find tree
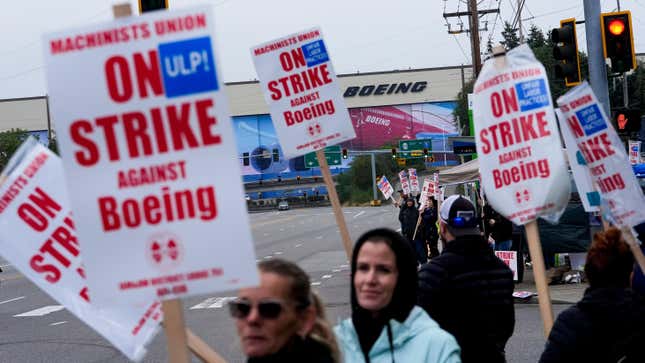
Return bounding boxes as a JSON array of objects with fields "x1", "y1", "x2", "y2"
[
  {"x1": 0, "y1": 128, "x2": 29, "y2": 171},
  {"x1": 452, "y1": 79, "x2": 475, "y2": 137},
  {"x1": 526, "y1": 25, "x2": 547, "y2": 49},
  {"x1": 337, "y1": 152, "x2": 414, "y2": 204},
  {"x1": 500, "y1": 21, "x2": 520, "y2": 50}
]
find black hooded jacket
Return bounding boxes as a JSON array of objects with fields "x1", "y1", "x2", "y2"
[
  {"x1": 247, "y1": 335, "x2": 334, "y2": 363},
  {"x1": 417, "y1": 234, "x2": 515, "y2": 363},
  {"x1": 539, "y1": 287, "x2": 645, "y2": 363},
  {"x1": 350, "y1": 228, "x2": 419, "y2": 362}
]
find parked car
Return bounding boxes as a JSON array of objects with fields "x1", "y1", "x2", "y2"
[{"x1": 277, "y1": 200, "x2": 289, "y2": 210}]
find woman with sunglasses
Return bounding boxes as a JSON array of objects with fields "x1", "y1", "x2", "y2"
[
  {"x1": 229, "y1": 258, "x2": 338, "y2": 363},
  {"x1": 335, "y1": 228, "x2": 461, "y2": 363}
]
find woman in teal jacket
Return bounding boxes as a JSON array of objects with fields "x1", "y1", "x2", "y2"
[{"x1": 334, "y1": 228, "x2": 461, "y2": 363}]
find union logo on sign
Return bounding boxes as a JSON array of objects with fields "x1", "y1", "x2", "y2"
[
  {"x1": 515, "y1": 188, "x2": 531, "y2": 205},
  {"x1": 146, "y1": 232, "x2": 184, "y2": 270}
]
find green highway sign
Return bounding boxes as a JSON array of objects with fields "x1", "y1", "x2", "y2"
[
  {"x1": 304, "y1": 146, "x2": 342, "y2": 167},
  {"x1": 398, "y1": 139, "x2": 432, "y2": 159}
]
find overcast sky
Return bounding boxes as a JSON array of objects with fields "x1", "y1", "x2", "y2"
[{"x1": 0, "y1": 0, "x2": 642, "y2": 99}]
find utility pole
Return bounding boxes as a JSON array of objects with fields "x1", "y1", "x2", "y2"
[
  {"x1": 517, "y1": 0, "x2": 524, "y2": 43},
  {"x1": 584, "y1": 1, "x2": 611, "y2": 115},
  {"x1": 443, "y1": 1, "x2": 499, "y2": 77},
  {"x1": 468, "y1": 0, "x2": 481, "y2": 76}
]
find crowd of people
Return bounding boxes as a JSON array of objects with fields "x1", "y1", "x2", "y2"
[{"x1": 227, "y1": 194, "x2": 645, "y2": 362}]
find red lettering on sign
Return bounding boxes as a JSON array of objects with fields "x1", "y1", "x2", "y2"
[
  {"x1": 492, "y1": 159, "x2": 550, "y2": 189},
  {"x1": 268, "y1": 64, "x2": 332, "y2": 101},
  {"x1": 98, "y1": 185, "x2": 217, "y2": 231},
  {"x1": 578, "y1": 133, "x2": 615, "y2": 164},
  {"x1": 69, "y1": 98, "x2": 221, "y2": 166},
  {"x1": 479, "y1": 111, "x2": 550, "y2": 154},
  {"x1": 279, "y1": 48, "x2": 306, "y2": 72}
]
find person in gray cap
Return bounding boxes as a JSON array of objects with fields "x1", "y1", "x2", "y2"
[{"x1": 417, "y1": 194, "x2": 514, "y2": 363}]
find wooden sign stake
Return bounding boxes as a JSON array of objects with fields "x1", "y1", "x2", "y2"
[
  {"x1": 524, "y1": 221, "x2": 554, "y2": 337},
  {"x1": 316, "y1": 149, "x2": 352, "y2": 259},
  {"x1": 162, "y1": 300, "x2": 190, "y2": 363}
]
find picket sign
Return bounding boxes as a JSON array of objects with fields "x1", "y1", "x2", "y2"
[
  {"x1": 0, "y1": 138, "x2": 160, "y2": 362},
  {"x1": 408, "y1": 168, "x2": 420, "y2": 193},
  {"x1": 628, "y1": 141, "x2": 641, "y2": 165},
  {"x1": 556, "y1": 109, "x2": 600, "y2": 212},
  {"x1": 399, "y1": 170, "x2": 411, "y2": 196},
  {"x1": 112, "y1": 5, "x2": 228, "y2": 363},
  {"x1": 377, "y1": 175, "x2": 399, "y2": 208},
  {"x1": 473, "y1": 45, "x2": 573, "y2": 336},
  {"x1": 556, "y1": 82, "x2": 645, "y2": 233},
  {"x1": 251, "y1": 28, "x2": 357, "y2": 259}
]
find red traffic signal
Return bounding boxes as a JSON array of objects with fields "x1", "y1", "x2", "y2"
[
  {"x1": 391, "y1": 148, "x2": 397, "y2": 158},
  {"x1": 601, "y1": 11, "x2": 636, "y2": 73}
]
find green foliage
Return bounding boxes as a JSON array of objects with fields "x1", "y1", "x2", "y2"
[
  {"x1": 455, "y1": 25, "x2": 591, "y2": 117},
  {"x1": 500, "y1": 22, "x2": 520, "y2": 50},
  {"x1": 452, "y1": 79, "x2": 474, "y2": 136},
  {"x1": 0, "y1": 128, "x2": 29, "y2": 171},
  {"x1": 337, "y1": 153, "x2": 409, "y2": 204}
]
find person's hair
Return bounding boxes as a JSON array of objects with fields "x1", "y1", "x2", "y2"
[
  {"x1": 258, "y1": 259, "x2": 340, "y2": 362},
  {"x1": 310, "y1": 291, "x2": 341, "y2": 363},
  {"x1": 351, "y1": 228, "x2": 417, "y2": 322},
  {"x1": 258, "y1": 258, "x2": 311, "y2": 309},
  {"x1": 585, "y1": 227, "x2": 634, "y2": 288}
]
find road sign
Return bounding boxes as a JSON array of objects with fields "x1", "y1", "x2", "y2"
[
  {"x1": 398, "y1": 139, "x2": 432, "y2": 159},
  {"x1": 304, "y1": 146, "x2": 342, "y2": 167},
  {"x1": 399, "y1": 139, "x2": 432, "y2": 152}
]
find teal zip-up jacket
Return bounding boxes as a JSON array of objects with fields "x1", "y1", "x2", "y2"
[{"x1": 334, "y1": 306, "x2": 461, "y2": 363}]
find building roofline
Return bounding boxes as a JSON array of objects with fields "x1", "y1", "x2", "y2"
[{"x1": 224, "y1": 64, "x2": 473, "y2": 86}]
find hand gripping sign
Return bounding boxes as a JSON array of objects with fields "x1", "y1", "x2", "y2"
[
  {"x1": 42, "y1": 6, "x2": 259, "y2": 306},
  {"x1": 556, "y1": 108, "x2": 600, "y2": 213},
  {"x1": 0, "y1": 138, "x2": 160, "y2": 361},
  {"x1": 251, "y1": 27, "x2": 356, "y2": 159},
  {"x1": 557, "y1": 82, "x2": 645, "y2": 231},
  {"x1": 408, "y1": 168, "x2": 420, "y2": 193},
  {"x1": 473, "y1": 45, "x2": 570, "y2": 225}
]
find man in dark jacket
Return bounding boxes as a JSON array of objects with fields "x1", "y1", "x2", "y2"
[{"x1": 418, "y1": 195, "x2": 515, "y2": 363}]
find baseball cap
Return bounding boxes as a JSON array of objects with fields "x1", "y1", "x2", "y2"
[{"x1": 439, "y1": 195, "x2": 480, "y2": 236}]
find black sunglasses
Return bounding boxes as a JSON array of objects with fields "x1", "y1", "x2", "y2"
[{"x1": 228, "y1": 299, "x2": 285, "y2": 320}]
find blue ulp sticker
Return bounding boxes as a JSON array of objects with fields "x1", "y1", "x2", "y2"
[
  {"x1": 158, "y1": 36, "x2": 218, "y2": 98},
  {"x1": 586, "y1": 191, "x2": 601, "y2": 207},
  {"x1": 515, "y1": 79, "x2": 549, "y2": 112},
  {"x1": 574, "y1": 104, "x2": 607, "y2": 136},
  {"x1": 302, "y1": 40, "x2": 329, "y2": 67}
]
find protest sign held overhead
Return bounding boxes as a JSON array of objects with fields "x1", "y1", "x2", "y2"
[
  {"x1": 495, "y1": 251, "x2": 518, "y2": 281},
  {"x1": 557, "y1": 82, "x2": 645, "y2": 230},
  {"x1": 251, "y1": 27, "x2": 356, "y2": 159},
  {"x1": 556, "y1": 109, "x2": 600, "y2": 212},
  {"x1": 473, "y1": 44, "x2": 570, "y2": 225},
  {"x1": 399, "y1": 170, "x2": 411, "y2": 196},
  {"x1": 418, "y1": 178, "x2": 433, "y2": 210},
  {"x1": 377, "y1": 175, "x2": 394, "y2": 200},
  {"x1": 0, "y1": 138, "x2": 160, "y2": 361},
  {"x1": 629, "y1": 140, "x2": 641, "y2": 165},
  {"x1": 408, "y1": 168, "x2": 420, "y2": 193},
  {"x1": 42, "y1": 6, "x2": 259, "y2": 306}
]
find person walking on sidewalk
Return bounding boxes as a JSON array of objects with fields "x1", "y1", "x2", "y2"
[
  {"x1": 417, "y1": 195, "x2": 514, "y2": 363},
  {"x1": 539, "y1": 227, "x2": 645, "y2": 363},
  {"x1": 335, "y1": 228, "x2": 461, "y2": 363},
  {"x1": 421, "y1": 196, "x2": 440, "y2": 258}
]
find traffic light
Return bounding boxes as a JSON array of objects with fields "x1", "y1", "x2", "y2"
[
  {"x1": 296, "y1": 175, "x2": 301, "y2": 183},
  {"x1": 601, "y1": 11, "x2": 636, "y2": 73},
  {"x1": 272, "y1": 148, "x2": 279, "y2": 162},
  {"x1": 391, "y1": 148, "x2": 397, "y2": 159},
  {"x1": 242, "y1": 152, "x2": 250, "y2": 166},
  {"x1": 423, "y1": 148, "x2": 429, "y2": 159},
  {"x1": 139, "y1": 0, "x2": 168, "y2": 13},
  {"x1": 551, "y1": 18, "x2": 581, "y2": 86},
  {"x1": 342, "y1": 148, "x2": 348, "y2": 159}
]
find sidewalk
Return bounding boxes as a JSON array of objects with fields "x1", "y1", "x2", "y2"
[{"x1": 514, "y1": 266, "x2": 587, "y2": 304}]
